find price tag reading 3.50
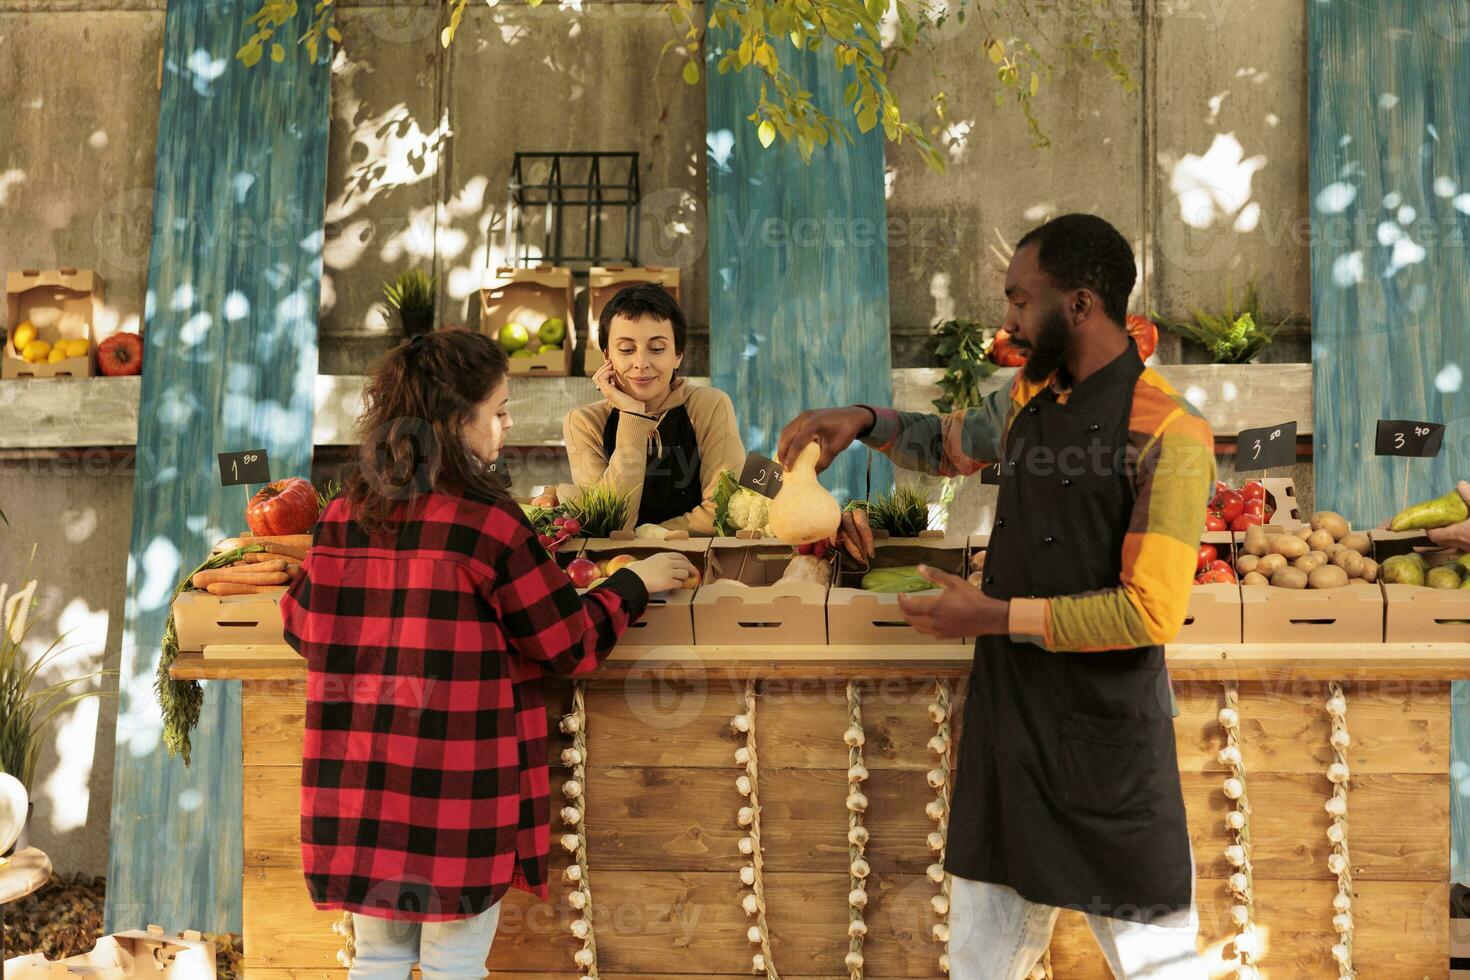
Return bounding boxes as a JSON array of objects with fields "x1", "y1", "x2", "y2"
[
  {"x1": 1374, "y1": 420, "x2": 1445, "y2": 458},
  {"x1": 1235, "y1": 421, "x2": 1297, "y2": 471}
]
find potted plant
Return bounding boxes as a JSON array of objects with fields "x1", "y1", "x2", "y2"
[
  {"x1": 0, "y1": 567, "x2": 115, "y2": 853},
  {"x1": 382, "y1": 270, "x2": 436, "y2": 337}
]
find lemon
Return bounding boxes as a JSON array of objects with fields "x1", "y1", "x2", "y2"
[
  {"x1": 21, "y1": 339, "x2": 51, "y2": 363},
  {"x1": 10, "y1": 321, "x2": 36, "y2": 351},
  {"x1": 63, "y1": 338, "x2": 90, "y2": 358},
  {"x1": 47, "y1": 348, "x2": 67, "y2": 364}
]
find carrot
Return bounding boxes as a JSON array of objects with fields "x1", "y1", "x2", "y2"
[
  {"x1": 239, "y1": 554, "x2": 293, "y2": 569},
  {"x1": 215, "y1": 534, "x2": 313, "y2": 553},
  {"x1": 262, "y1": 543, "x2": 307, "y2": 561},
  {"x1": 205, "y1": 582, "x2": 267, "y2": 596},
  {"x1": 192, "y1": 569, "x2": 290, "y2": 589}
]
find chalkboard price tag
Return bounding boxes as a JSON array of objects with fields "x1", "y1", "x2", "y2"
[
  {"x1": 218, "y1": 449, "x2": 270, "y2": 487},
  {"x1": 1375, "y1": 420, "x2": 1445, "y2": 458},
  {"x1": 1236, "y1": 421, "x2": 1297, "y2": 471},
  {"x1": 738, "y1": 451, "x2": 785, "y2": 500}
]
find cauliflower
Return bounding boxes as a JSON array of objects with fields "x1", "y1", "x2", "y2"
[{"x1": 727, "y1": 488, "x2": 771, "y2": 535}]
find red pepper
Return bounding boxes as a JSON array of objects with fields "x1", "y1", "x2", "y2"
[
  {"x1": 989, "y1": 329, "x2": 1029, "y2": 368},
  {"x1": 1125, "y1": 315, "x2": 1159, "y2": 361}
]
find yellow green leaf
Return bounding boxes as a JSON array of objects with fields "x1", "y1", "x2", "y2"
[
  {"x1": 1030, "y1": 71, "x2": 1040, "y2": 96},
  {"x1": 239, "y1": 40, "x2": 263, "y2": 67},
  {"x1": 327, "y1": 26, "x2": 342, "y2": 43},
  {"x1": 986, "y1": 39, "x2": 1004, "y2": 64},
  {"x1": 758, "y1": 120, "x2": 776, "y2": 148},
  {"x1": 683, "y1": 60, "x2": 699, "y2": 85},
  {"x1": 271, "y1": 42, "x2": 285, "y2": 62}
]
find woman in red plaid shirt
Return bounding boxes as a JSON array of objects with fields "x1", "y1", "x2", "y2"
[{"x1": 281, "y1": 330, "x2": 694, "y2": 978}]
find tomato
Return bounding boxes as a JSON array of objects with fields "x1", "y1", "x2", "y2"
[
  {"x1": 1126, "y1": 315, "x2": 1159, "y2": 361},
  {"x1": 1243, "y1": 498, "x2": 1266, "y2": 519},
  {"x1": 1196, "y1": 544, "x2": 1218, "y2": 571},
  {"x1": 1208, "y1": 560, "x2": 1235, "y2": 577},
  {"x1": 1216, "y1": 489, "x2": 1245, "y2": 524},
  {"x1": 1204, "y1": 514, "x2": 1228, "y2": 532},
  {"x1": 1214, "y1": 481, "x2": 1231, "y2": 498},
  {"x1": 1231, "y1": 513, "x2": 1264, "y2": 532},
  {"x1": 989, "y1": 329, "x2": 1029, "y2": 368},
  {"x1": 1197, "y1": 567, "x2": 1236, "y2": 585},
  {"x1": 1241, "y1": 481, "x2": 1265, "y2": 502},
  {"x1": 245, "y1": 477, "x2": 320, "y2": 536}
]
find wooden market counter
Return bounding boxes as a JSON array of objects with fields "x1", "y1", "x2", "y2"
[{"x1": 175, "y1": 644, "x2": 1459, "y2": 979}]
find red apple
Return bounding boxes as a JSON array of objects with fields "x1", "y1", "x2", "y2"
[
  {"x1": 604, "y1": 554, "x2": 637, "y2": 576},
  {"x1": 1197, "y1": 544, "x2": 1217, "y2": 571},
  {"x1": 566, "y1": 558, "x2": 600, "y2": 589},
  {"x1": 1230, "y1": 513, "x2": 1263, "y2": 532},
  {"x1": 97, "y1": 332, "x2": 143, "y2": 376}
]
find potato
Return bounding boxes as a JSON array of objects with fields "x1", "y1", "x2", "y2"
[
  {"x1": 1256, "y1": 554, "x2": 1288, "y2": 577},
  {"x1": 1307, "y1": 529, "x2": 1335, "y2": 553},
  {"x1": 1242, "y1": 571, "x2": 1269, "y2": 586},
  {"x1": 1360, "y1": 557, "x2": 1379, "y2": 583},
  {"x1": 1294, "y1": 553, "x2": 1326, "y2": 573},
  {"x1": 1235, "y1": 554, "x2": 1260, "y2": 575},
  {"x1": 1242, "y1": 525, "x2": 1269, "y2": 557},
  {"x1": 1349, "y1": 577, "x2": 1374, "y2": 586},
  {"x1": 1309, "y1": 565, "x2": 1350, "y2": 590},
  {"x1": 1268, "y1": 534, "x2": 1309, "y2": 559},
  {"x1": 1311, "y1": 511, "x2": 1351, "y2": 541},
  {"x1": 1294, "y1": 527, "x2": 1314, "y2": 540},
  {"x1": 1331, "y1": 549, "x2": 1364, "y2": 578},
  {"x1": 1325, "y1": 542, "x2": 1346, "y2": 558},
  {"x1": 1271, "y1": 567, "x2": 1309, "y2": 590},
  {"x1": 1340, "y1": 532, "x2": 1371, "y2": 556}
]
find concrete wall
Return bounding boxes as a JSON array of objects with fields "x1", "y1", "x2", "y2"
[{"x1": 0, "y1": 0, "x2": 1312, "y2": 879}]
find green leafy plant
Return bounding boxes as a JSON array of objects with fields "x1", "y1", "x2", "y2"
[
  {"x1": 846, "y1": 486, "x2": 932, "y2": 536},
  {"x1": 932, "y1": 318, "x2": 998, "y2": 414},
  {"x1": 561, "y1": 484, "x2": 634, "y2": 539},
  {"x1": 315, "y1": 479, "x2": 342, "y2": 511},
  {"x1": 1160, "y1": 284, "x2": 1287, "y2": 365},
  {"x1": 0, "y1": 558, "x2": 117, "y2": 791},
  {"x1": 382, "y1": 270, "x2": 435, "y2": 314},
  {"x1": 157, "y1": 545, "x2": 268, "y2": 764},
  {"x1": 238, "y1": 0, "x2": 1135, "y2": 169}
]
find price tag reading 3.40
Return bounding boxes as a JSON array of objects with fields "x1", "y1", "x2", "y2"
[
  {"x1": 1375, "y1": 420, "x2": 1445, "y2": 458},
  {"x1": 737, "y1": 451, "x2": 786, "y2": 500},
  {"x1": 218, "y1": 449, "x2": 270, "y2": 487},
  {"x1": 1235, "y1": 421, "x2": 1297, "y2": 471}
]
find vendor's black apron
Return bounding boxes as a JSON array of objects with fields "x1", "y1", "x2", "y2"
[
  {"x1": 947, "y1": 347, "x2": 1192, "y2": 923},
  {"x1": 601, "y1": 405, "x2": 704, "y2": 527}
]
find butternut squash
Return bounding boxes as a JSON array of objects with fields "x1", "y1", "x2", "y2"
[{"x1": 766, "y1": 442, "x2": 842, "y2": 545}]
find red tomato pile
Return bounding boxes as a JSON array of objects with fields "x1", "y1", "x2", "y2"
[
  {"x1": 1194, "y1": 541, "x2": 1236, "y2": 585},
  {"x1": 1205, "y1": 479, "x2": 1274, "y2": 534}
]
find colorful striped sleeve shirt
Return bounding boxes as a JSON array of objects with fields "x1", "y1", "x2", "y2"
[{"x1": 861, "y1": 368, "x2": 1216, "y2": 653}]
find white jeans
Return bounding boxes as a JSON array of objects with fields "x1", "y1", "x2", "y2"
[
  {"x1": 947, "y1": 877, "x2": 1207, "y2": 979},
  {"x1": 348, "y1": 903, "x2": 502, "y2": 980}
]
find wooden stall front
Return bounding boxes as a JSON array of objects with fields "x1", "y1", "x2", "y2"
[{"x1": 173, "y1": 645, "x2": 1456, "y2": 979}]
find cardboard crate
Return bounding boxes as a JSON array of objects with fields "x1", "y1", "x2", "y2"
[
  {"x1": 1239, "y1": 524, "x2": 1383, "y2": 642},
  {"x1": 1372, "y1": 529, "x2": 1470, "y2": 642},
  {"x1": 693, "y1": 539, "x2": 832, "y2": 645},
  {"x1": 1177, "y1": 531, "x2": 1242, "y2": 643},
  {"x1": 480, "y1": 266, "x2": 575, "y2": 376},
  {"x1": 829, "y1": 532, "x2": 970, "y2": 648},
  {"x1": 577, "y1": 537, "x2": 709, "y2": 646},
  {"x1": 584, "y1": 266, "x2": 681, "y2": 374},
  {"x1": 4, "y1": 268, "x2": 103, "y2": 379},
  {"x1": 172, "y1": 587, "x2": 289, "y2": 653},
  {"x1": 4, "y1": 924, "x2": 216, "y2": 980},
  {"x1": 1259, "y1": 477, "x2": 1304, "y2": 530}
]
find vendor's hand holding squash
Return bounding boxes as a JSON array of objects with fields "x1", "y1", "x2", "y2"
[
  {"x1": 625, "y1": 552, "x2": 697, "y2": 593},
  {"x1": 896, "y1": 565, "x2": 1009, "y2": 640},
  {"x1": 776, "y1": 406, "x2": 876, "y2": 474}
]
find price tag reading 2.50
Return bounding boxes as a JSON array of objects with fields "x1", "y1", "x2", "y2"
[
  {"x1": 218, "y1": 449, "x2": 271, "y2": 487},
  {"x1": 738, "y1": 451, "x2": 786, "y2": 500},
  {"x1": 1235, "y1": 421, "x2": 1297, "y2": 471},
  {"x1": 1374, "y1": 420, "x2": 1445, "y2": 459}
]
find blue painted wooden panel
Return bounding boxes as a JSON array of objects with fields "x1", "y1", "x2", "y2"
[
  {"x1": 706, "y1": 30, "x2": 895, "y2": 502},
  {"x1": 105, "y1": 0, "x2": 330, "y2": 932},
  {"x1": 1310, "y1": 0, "x2": 1470, "y2": 881}
]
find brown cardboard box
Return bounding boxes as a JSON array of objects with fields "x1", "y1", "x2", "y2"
[
  {"x1": 828, "y1": 532, "x2": 970, "y2": 648},
  {"x1": 4, "y1": 268, "x2": 103, "y2": 379},
  {"x1": 1239, "y1": 524, "x2": 1383, "y2": 642},
  {"x1": 480, "y1": 266, "x2": 575, "y2": 376},
  {"x1": 692, "y1": 540, "x2": 831, "y2": 645},
  {"x1": 584, "y1": 266, "x2": 681, "y2": 374},
  {"x1": 173, "y1": 587, "x2": 289, "y2": 653},
  {"x1": 1177, "y1": 531, "x2": 1242, "y2": 643},
  {"x1": 1258, "y1": 477, "x2": 1304, "y2": 530},
  {"x1": 1372, "y1": 530, "x2": 1470, "y2": 641},
  {"x1": 577, "y1": 537, "x2": 710, "y2": 646}
]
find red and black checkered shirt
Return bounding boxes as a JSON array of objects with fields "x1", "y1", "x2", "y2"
[{"x1": 280, "y1": 490, "x2": 647, "y2": 921}]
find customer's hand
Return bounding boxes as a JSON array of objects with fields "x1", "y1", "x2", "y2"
[
  {"x1": 777, "y1": 406, "x2": 877, "y2": 473},
  {"x1": 1426, "y1": 481, "x2": 1470, "y2": 552},
  {"x1": 592, "y1": 361, "x2": 647, "y2": 415},
  {"x1": 625, "y1": 552, "x2": 697, "y2": 593}
]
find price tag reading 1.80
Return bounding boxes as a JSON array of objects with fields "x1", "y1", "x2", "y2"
[
  {"x1": 1374, "y1": 420, "x2": 1445, "y2": 459},
  {"x1": 1235, "y1": 421, "x2": 1297, "y2": 471},
  {"x1": 218, "y1": 449, "x2": 271, "y2": 487}
]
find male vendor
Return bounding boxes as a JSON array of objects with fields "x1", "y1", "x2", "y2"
[{"x1": 779, "y1": 214, "x2": 1215, "y2": 979}]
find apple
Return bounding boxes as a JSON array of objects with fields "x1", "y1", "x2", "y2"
[
  {"x1": 566, "y1": 558, "x2": 600, "y2": 589},
  {"x1": 538, "y1": 316, "x2": 567, "y2": 346},
  {"x1": 97, "y1": 332, "x2": 143, "y2": 376},
  {"x1": 498, "y1": 322, "x2": 530, "y2": 351},
  {"x1": 604, "y1": 554, "x2": 637, "y2": 576}
]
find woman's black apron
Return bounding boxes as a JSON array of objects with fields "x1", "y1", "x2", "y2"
[
  {"x1": 601, "y1": 405, "x2": 705, "y2": 527},
  {"x1": 946, "y1": 347, "x2": 1192, "y2": 923}
]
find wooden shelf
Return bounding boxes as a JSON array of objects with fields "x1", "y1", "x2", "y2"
[
  {"x1": 4, "y1": 364, "x2": 1311, "y2": 451},
  {"x1": 172, "y1": 640, "x2": 1470, "y2": 683}
]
